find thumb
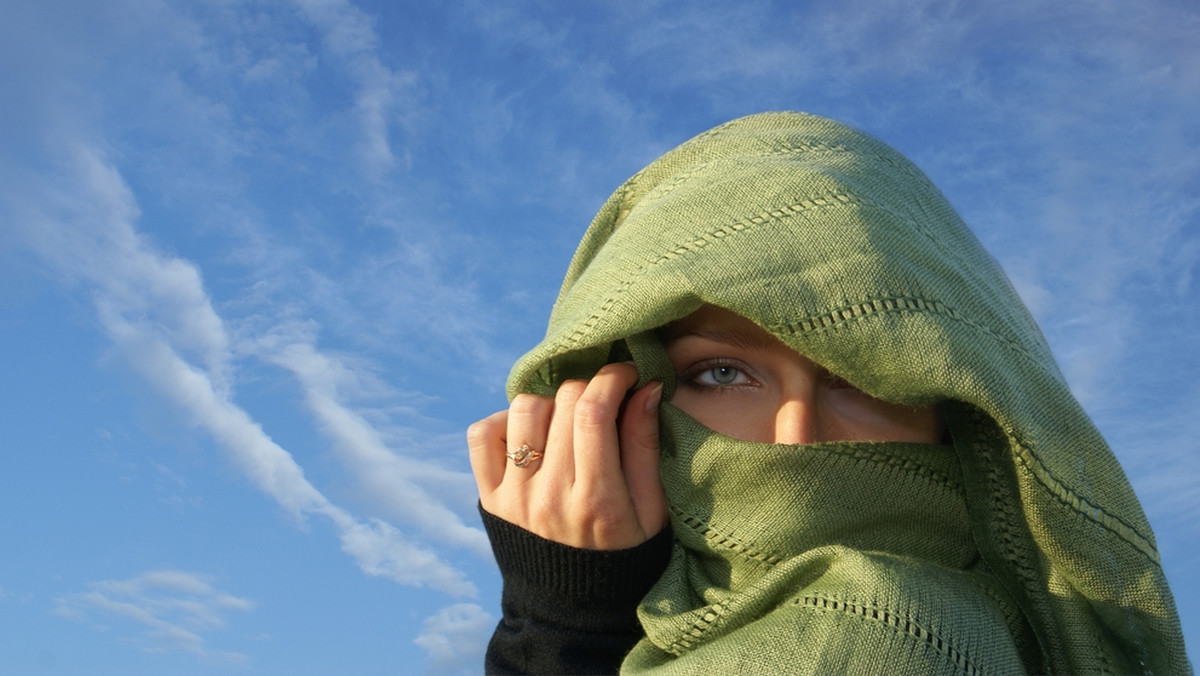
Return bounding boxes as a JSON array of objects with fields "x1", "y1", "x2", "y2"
[{"x1": 620, "y1": 382, "x2": 668, "y2": 538}]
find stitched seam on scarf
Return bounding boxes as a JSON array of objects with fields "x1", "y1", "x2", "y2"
[
  {"x1": 809, "y1": 443, "x2": 962, "y2": 493},
  {"x1": 966, "y1": 571, "x2": 1021, "y2": 636},
  {"x1": 630, "y1": 153, "x2": 976, "y2": 296},
  {"x1": 770, "y1": 296, "x2": 1033, "y2": 366},
  {"x1": 973, "y1": 404, "x2": 1156, "y2": 570},
  {"x1": 664, "y1": 600, "x2": 734, "y2": 655},
  {"x1": 643, "y1": 142, "x2": 933, "y2": 204},
  {"x1": 555, "y1": 195, "x2": 1155, "y2": 562},
  {"x1": 838, "y1": 196, "x2": 1019, "y2": 328},
  {"x1": 671, "y1": 508, "x2": 784, "y2": 566},
  {"x1": 794, "y1": 595, "x2": 988, "y2": 676},
  {"x1": 969, "y1": 408, "x2": 1067, "y2": 673},
  {"x1": 852, "y1": 196, "x2": 985, "y2": 290},
  {"x1": 561, "y1": 193, "x2": 859, "y2": 347},
  {"x1": 774, "y1": 300, "x2": 1157, "y2": 561},
  {"x1": 610, "y1": 180, "x2": 635, "y2": 235},
  {"x1": 1010, "y1": 436, "x2": 1158, "y2": 563}
]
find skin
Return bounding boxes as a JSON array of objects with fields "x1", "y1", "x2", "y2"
[
  {"x1": 663, "y1": 306, "x2": 942, "y2": 445},
  {"x1": 469, "y1": 305, "x2": 942, "y2": 551}
]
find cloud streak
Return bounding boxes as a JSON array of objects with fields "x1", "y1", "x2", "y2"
[
  {"x1": 291, "y1": 0, "x2": 417, "y2": 176},
  {"x1": 253, "y1": 331, "x2": 490, "y2": 556},
  {"x1": 414, "y1": 603, "x2": 496, "y2": 676},
  {"x1": 54, "y1": 570, "x2": 253, "y2": 663},
  {"x1": 3, "y1": 143, "x2": 477, "y2": 596}
]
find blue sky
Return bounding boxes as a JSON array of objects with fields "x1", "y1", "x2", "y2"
[{"x1": 1, "y1": 0, "x2": 1196, "y2": 673}]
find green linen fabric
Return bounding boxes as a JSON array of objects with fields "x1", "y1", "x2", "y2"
[{"x1": 506, "y1": 112, "x2": 1189, "y2": 674}]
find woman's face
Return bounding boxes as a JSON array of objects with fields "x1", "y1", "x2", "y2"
[{"x1": 663, "y1": 305, "x2": 943, "y2": 445}]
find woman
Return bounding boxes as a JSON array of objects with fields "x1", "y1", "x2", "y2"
[{"x1": 469, "y1": 112, "x2": 1189, "y2": 674}]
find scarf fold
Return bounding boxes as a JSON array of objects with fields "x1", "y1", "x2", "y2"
[
  {"x1": 623, "y1": 405, "x2": 1031, "y2": 674},
  {"x1": 506, "y1": 112, "x2": 1189, "y2": 674}
]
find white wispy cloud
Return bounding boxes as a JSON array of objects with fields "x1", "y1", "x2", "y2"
[
  {"x1": 319, "y1": 242, "x2": 523, "y2": 388},
  {"x1": 3, "y1": 143, "x2": 476, "y2": 596},
  {"x1": 253, "y1": 332, "x2": 490, "y2": 556},
  {"x1": 414, "y1": 603, "x2": 496, "y2": 676},
  {"x1": 54, "y1": 570, "x2": 253, "y2": 663},
  {"x1": 427, "y1": 0, "x2": 663, "y2": 211},
  {"x1": 291, "y1": 0, "x2": 417, "y2": 176}
]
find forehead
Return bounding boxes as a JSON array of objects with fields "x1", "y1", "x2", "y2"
[{"x1": 662, "y1": 305, "x2": 786, "y2": 352}]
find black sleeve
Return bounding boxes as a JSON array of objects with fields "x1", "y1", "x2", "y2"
[{"x1": 480, "y1": 505, "x2": 674, "y2": 675}]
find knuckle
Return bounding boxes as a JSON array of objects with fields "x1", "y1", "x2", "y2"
[
  {"x1": 575, "y1": 485, "x2": 621, "y2": 521},
  {"x1": 596, "y1": 361, "x2": 634, "y2": 377},
  {"x1": 509, "y1": 393, "x2": 552, "y2": 419},
  {"x1": 621, "y1": 418, "x2": 660, "y2": 451},
  {"x1": 555, "y1": 379, "x2": 588, "y2": 404},
  {"x1": 591, "y1": 521, "x2": 628, "y2": 546},
  {"x1": 466, "y1": 414, "x2": 501, "y2": 449},
  {"x1": 528, "y1": 492, "x2": 563, "y2": 524},
  {"x1": 575, "y1": 493, "x2": 633, "y2": 543},
  {"x1": 573, "y1": 396, "x2": 615, "y2": 428},
  {"x1": 597, "y1": 362, "x2": 638, "y2": 387}
]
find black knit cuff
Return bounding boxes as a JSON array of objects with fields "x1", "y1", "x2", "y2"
[{"x1": 480, "y1": 504, "x2": 673, "y2": 629}]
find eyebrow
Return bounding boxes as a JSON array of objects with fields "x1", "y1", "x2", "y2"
[{"x1": 663, "y1": 326, "x2": 779, "y2": 352}]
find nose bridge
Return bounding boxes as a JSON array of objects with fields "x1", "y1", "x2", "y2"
[{"x1": 774, "y1": 383, "x2": 818, "y2": 445}]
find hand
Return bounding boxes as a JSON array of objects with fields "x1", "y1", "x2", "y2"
[{"x1": 468, "y1": 362, "x2": 668, "y2": 550}]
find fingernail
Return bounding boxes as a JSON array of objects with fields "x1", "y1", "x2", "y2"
[{"x1": 645, "y1": 382, "x2": 663, "y2": 412}]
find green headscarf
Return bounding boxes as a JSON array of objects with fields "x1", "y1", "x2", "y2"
[{"x1": 507, "y1": 112, "x2": 1188, "y2": 674}]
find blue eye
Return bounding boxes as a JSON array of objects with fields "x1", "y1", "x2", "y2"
[
  {"x1": 708, "y1": 366, "x2": 740, "y2": 385},
  {"x1": 677, "y1": 360, "x2": 756, "y2": 391},
  {"x1": 688, "y1": 364, "x2": 746, "y2": 387}
]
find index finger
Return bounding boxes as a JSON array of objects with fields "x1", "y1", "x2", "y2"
[{"x1": 571, "y1": 362, "x2": 639, "y2": 488}]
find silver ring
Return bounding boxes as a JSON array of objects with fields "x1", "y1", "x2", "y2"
[{"x1": 506, "y1": 444, "x2": 544, "y2": 468}]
